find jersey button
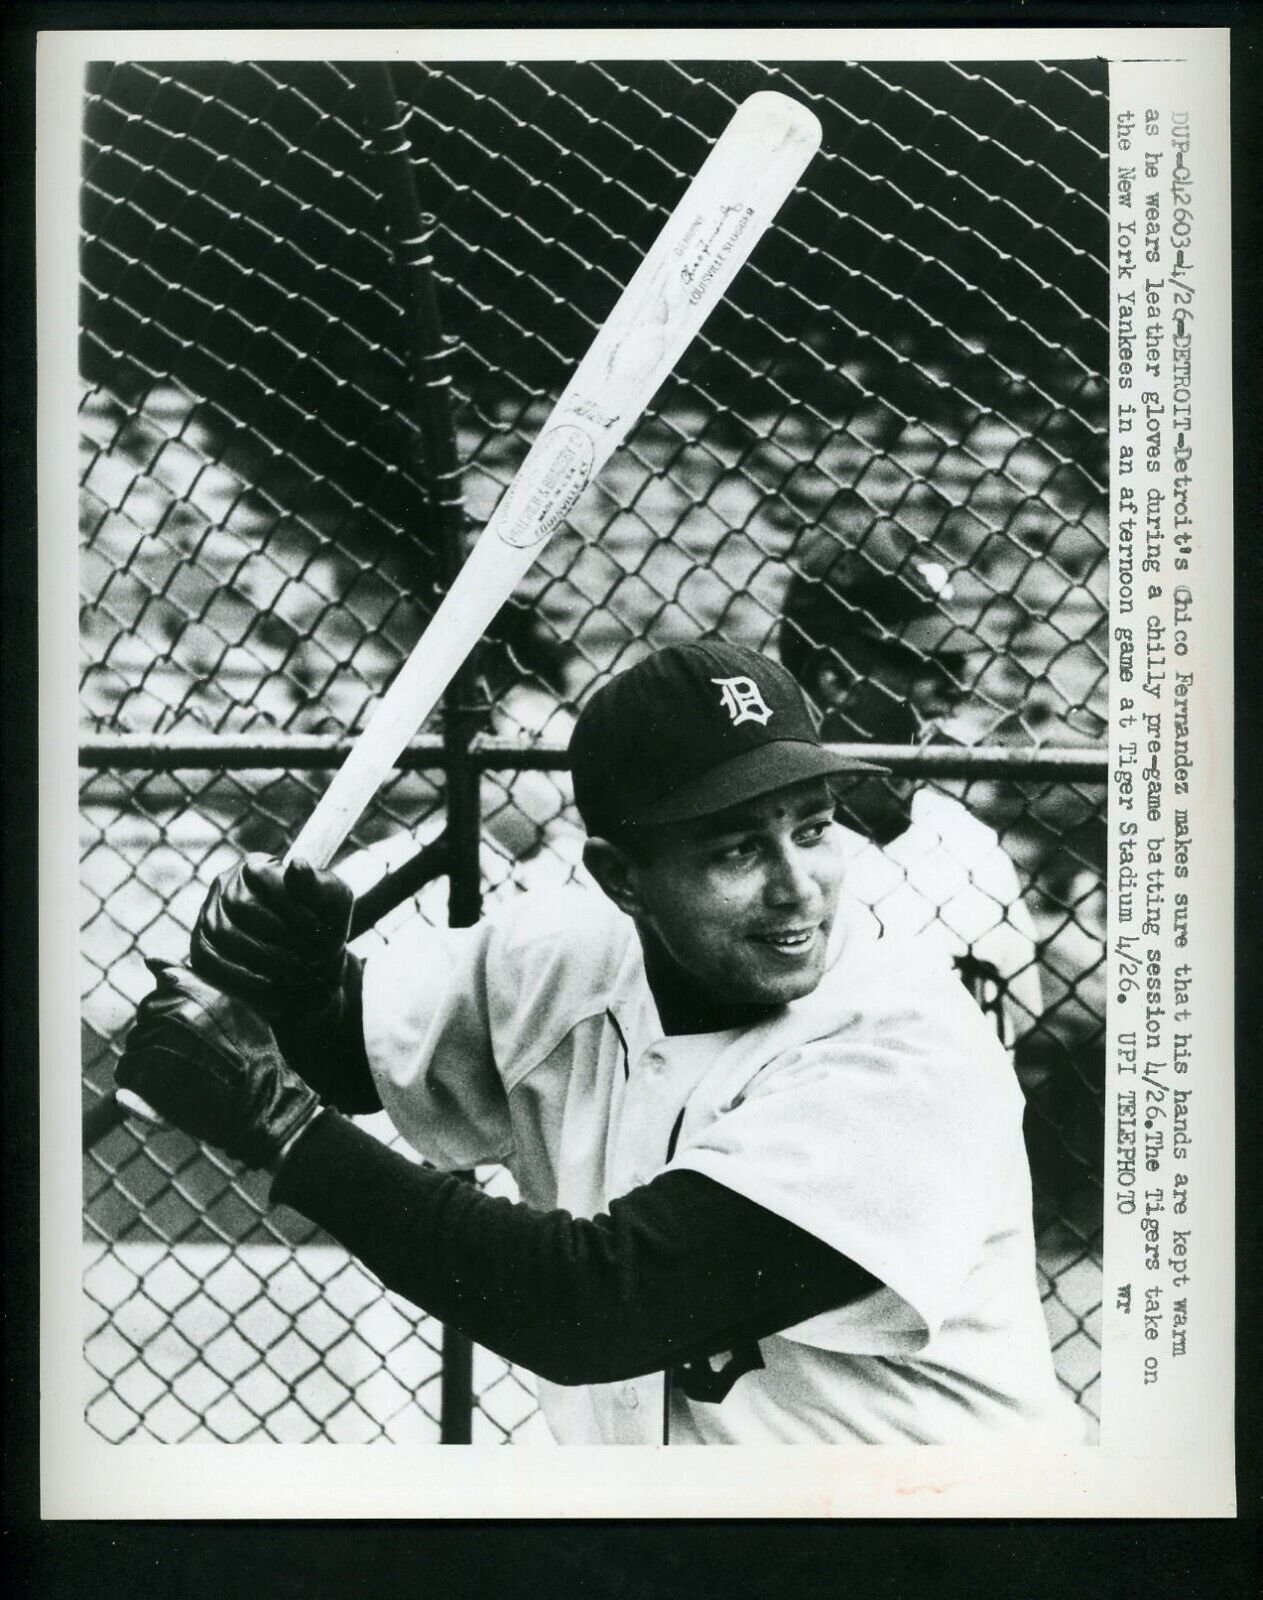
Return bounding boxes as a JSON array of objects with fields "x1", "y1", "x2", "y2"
[{"x1": 620, "y1": 1385, "x2": 640, "y2": 1410}]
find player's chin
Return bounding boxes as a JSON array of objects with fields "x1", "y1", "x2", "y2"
[{"x1": 741, "y1": 935, "x2": 828, "y2": 1003}]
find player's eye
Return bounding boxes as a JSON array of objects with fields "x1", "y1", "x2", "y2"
[
  {"x1": 711, "y1": 837, "x2": 758, "y2": 865},
  {"x1": 794, "y1": 817, "x2": 832, "y2": 847}
]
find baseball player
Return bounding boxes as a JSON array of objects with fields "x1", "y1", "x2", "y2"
[
  {"x1": 779, "y1": 544, "x2": 1045, "y2": 1050},
  {"x1": 116, "y1": 640, "x2": 1080, "y2": 1445}
]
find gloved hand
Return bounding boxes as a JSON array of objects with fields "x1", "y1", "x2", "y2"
[
  {"x1": 190, "y1": 854, "x2": 354, "y2": 1022},
  {"x1": 116, "y1": 960, "x2": 323, "y2": 1170}
]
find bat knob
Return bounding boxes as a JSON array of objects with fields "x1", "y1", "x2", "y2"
[{"x1": 115, "y1": 1088, "x2": 165, "y2": 1128}]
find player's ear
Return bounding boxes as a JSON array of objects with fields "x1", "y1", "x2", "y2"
[{"x1": 583, "y1": 837, "x2": 645, "y2": 917}]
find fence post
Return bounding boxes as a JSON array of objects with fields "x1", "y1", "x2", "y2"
[
  {"x1": 358, "y1": 62, "x2": 480, "y2": 1445},
  {"x1": 438, "y1": 725, "x2": 481, "y2": 1445}
]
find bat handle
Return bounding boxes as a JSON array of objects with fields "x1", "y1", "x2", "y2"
[
  {"x1": 283, "y1": 809, "x2": 353, "y2": 873},
  {"x1": 114, "y1": 1087, "x2": 165, "y2": 1131}
]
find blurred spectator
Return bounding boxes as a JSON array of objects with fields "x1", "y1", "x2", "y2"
[{"x1": 779, "y1": 540, "x2": 1043, "y2": 1051}]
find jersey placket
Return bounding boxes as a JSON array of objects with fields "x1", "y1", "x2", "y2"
[{"x1": 597, "y1": 1025, "x2": 720, "y2": 1442}]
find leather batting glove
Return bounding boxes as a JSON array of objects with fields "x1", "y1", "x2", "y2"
[
  {"x1": 190, "y1": 854, "x2": 354, "y2": 1023},
  {"x1": 116, "y1": 960, "x2": 323, "y2": 1171}
]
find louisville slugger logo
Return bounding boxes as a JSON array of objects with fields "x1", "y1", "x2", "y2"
[
  {"x1": 680, "y1": 207, "x2": 756, "y2": 306},
  {"x1": 495, "y1": 425, "x2": 595, "y2": 549},
  {"x1": 712, "y1": 675, "x2": 773, "y2": 726}
]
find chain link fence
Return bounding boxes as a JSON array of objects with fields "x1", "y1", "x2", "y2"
[{"x1": 80, "y1": 56, "x2": 1109, "y2": 1444}]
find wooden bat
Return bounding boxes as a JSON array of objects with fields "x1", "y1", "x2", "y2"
[
  {"x1": 285, "y1": 89, "x2": 822, "y2": 870},
  {"x1": 104, "y1": 91, "x2": 820, "y2": 1141}
]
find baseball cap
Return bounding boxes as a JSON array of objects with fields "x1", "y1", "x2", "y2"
[{"x1": 569, "y1": 640, "x2": 884, "y2": 837}]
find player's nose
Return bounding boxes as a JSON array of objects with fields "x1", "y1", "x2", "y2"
[{"x1": 762, "y1": 841, "x2": 818, "y2": 909}]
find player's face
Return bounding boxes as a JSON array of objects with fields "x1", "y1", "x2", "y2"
[{"x1": 627, "y1": 778, "x2": 845, "y2": 1013}]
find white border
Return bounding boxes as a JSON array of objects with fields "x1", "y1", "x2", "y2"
[
  {"x1": 1098, "y1": 57, "x2": 1236, "y2": 1470},
  {"x1": 40, "y1": 24, "x2": 1235, "y2": 1520}
]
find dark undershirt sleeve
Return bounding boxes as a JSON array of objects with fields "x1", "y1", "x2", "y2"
[{"x1": 271, "y1": 1110, "x2": 876, "y2": 1387}]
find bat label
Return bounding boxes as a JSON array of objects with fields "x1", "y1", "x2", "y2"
[
  {"x1": 496, "y1": 423, "x2": 595, "y2": 548},
  {"x1": 678, "y1": 204, "x2": 756, "y2": 305},
  {"x1": 563, "y1": 396, "x2": 620, "y2": 429}
]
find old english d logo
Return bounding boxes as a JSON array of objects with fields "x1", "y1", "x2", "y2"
[
  {"x1": 673, "y1": 1343, "x2": 766, "y2": 1403},
  {"x1": 711, "y1": 675, "x2": 773, "y2": 727}
]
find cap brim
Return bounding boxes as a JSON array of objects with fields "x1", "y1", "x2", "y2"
[{"x1": 636, "y1": 740, "x2": 887, "y2": 827}]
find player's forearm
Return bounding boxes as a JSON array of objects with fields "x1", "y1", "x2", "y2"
[
  {"x1": 271, "y1": 1110, "x2": 872, "y2": 1386},
  {"x1": 269, "y1": 955, "x2": 381, "y2": 1114}
]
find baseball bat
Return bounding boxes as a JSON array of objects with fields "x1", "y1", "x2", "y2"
[
  {"x1": 105, "y1": 91, "x2": 820, "y2": 1140},
  {"x1": 284, "y1": 90, "x2": 822, "y2": 871}
]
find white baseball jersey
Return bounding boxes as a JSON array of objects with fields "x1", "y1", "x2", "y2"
[{"x1": 361, "y1": 887, "x2": 1081, "y2": 1446}]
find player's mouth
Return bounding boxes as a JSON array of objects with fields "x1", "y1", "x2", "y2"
[{"x1": 751, "y1": 926, "x2": 819, "y2": 957}]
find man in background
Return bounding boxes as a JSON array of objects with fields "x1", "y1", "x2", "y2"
[{"x1": 778, "y1": 536, "x2": 1044, "y2": 1052}]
